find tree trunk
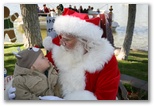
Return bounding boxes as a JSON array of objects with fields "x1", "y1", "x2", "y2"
[
  {"x1": 106, "y1": 11, "x2": 114, "y2": 47},
  {"x1": 117, "y1": 4, "x2": 136, "y2": 60},
  {"x1": 106, "y1": 6, "x2": 114, "y2": 47},
  {"x1": 20, "y1": 4, "x2": 42, "y2": 48}
]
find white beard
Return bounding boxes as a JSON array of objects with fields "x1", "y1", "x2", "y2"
[
  {"x1": 52, "y1": 38, "x2": 114, "y2": 96},
  {"x1": 60, "y1": 41, "x2": 85, "y2": 64},
  {"x1": 53, "y1": 41, "x2": 87, "y2": 96}
]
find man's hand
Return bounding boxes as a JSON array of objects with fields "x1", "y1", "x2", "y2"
[{"x1": 39, "y1": 96, "x2": 64, "y2": 100}]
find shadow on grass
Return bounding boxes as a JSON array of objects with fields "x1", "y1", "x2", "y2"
[
  {"x1": 4, "y1": 58, "x2": 16, "y2": 65},
  {"x1": 4, "y1": 66, "x2": 14, "y2": 75},
  {"x1": 4, "y1": 53, "x2": 14, "y2": 56},
  {"x1": 127, "y1": 59, "x2": 148, "y2": 64},
  {"x1": 118, "y1": 61, "x2": 148, "y2": 81},
  {"x1": 118, "y1": 51, "x2": 148, "y2": 81},
  {"x1": 128, "y1": 52, "x2": 148, "y2": 64},
  {"x1": 4, "y1": 43, "x2": 24, "y2": 75},
  {"x1": 4, "y1": 58, "x2": 16, "y2": 75},
  {"x1": 4, "y1": 44, "x2": 24, "y2": 49},
  {"x1": 129, "y1": 53, "x2": 148, "y2": 59}
]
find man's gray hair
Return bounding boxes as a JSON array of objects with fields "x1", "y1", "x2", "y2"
[{"x1": 77, "y1": 38, "x2": 100, "y2": 52}]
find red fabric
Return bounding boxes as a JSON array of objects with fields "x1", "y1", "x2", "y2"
[
  {"x1": 62, "y1": 8, "x2": 89, "y2": 20},
  {"x1": 34, "y1": 45, "x2": 39, "y2": 48},
  {"x1": 62, "y1": 8, "x2": 100, "y2": 26},
  {"x1": 46, "y1": 51, "x2": 120, "y2": 100},
  {"x1": 62, "y1": 8, "x2": 75, "y2": 16},
  {"x1": 45, "y1": 51, "x2": 55, "y2": 66},
  {"x1": 85, "y1": 55, "x2": 120, "y2": 100},
  {"x1": 86, "y1": 17, "x2": 100, "y2": 26},
  {"x1": 44, "y1": 7, "x2": 49, "y2": 13},
  {"x1": 52, "y1": 36, "x2": 61, "y2": 46}
]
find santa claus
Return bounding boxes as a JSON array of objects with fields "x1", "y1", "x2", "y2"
[{"x1": 43, "y1": 8, "x2": 120, "y2": 100}]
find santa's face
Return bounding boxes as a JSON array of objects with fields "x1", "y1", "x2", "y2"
[
  {"x1": 58, "y1": 37, "x2": 86, "y2": 65},
  {"x1": 60, "y1": 35, "x2": 78, "y2": 50}
]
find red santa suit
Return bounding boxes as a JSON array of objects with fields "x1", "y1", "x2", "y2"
[{"x1": 43, "y1": 8, "x2": 120, "y2": 100}]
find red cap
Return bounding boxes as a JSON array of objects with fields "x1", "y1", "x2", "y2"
[{"x1": 53, "y1": 8, "x2": 103, "y2": 41}]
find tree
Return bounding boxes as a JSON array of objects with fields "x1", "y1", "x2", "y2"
[
  {"x1": 117, "y1": 4, "x2": 136, "y2": 60},
  {"x1": 20, "y1": 4, "x2": 42, "y2": 48}
]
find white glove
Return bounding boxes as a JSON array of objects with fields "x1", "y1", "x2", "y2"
[
  {"x1": 39, "y1": 96, "x2": 64, "y2": 100},
  {"x1": 8, "y1": 86, "x2": 16, "y2": 100}
]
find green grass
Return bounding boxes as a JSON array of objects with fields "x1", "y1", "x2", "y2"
[
  {"x1": 118, "y1": 50, "x2": 148, "y2": 81},
  {"x1": 4, "y1": 43, "x2": 47, "y2": 75},
  {"x1": 4, "y1": 43, "x2": 148, "y2": 82},
  {"x1": 4, "y1": 43, "x2": 25, "y2": 75}
]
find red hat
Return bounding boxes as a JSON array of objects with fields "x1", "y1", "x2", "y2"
[
  {"x1": 43, "y1": 8, "x2": 103, "y2": 51},
  {"x1": 53, "y1": 8, "x2": 103, "y2": 41},
  {"x1": 43, "y1": 36, "x2": 61, "y2": 51}
]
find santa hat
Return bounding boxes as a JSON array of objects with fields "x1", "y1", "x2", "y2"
[
  {"x1": 43, "y1": 8, "x2": 103, "y2": 51},
  {"x1": 43, "y1": 35, "x2": 61, "y2": 51}
]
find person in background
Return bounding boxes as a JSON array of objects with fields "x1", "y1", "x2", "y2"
[
  {"x1": 87, "y1": 5, "x2": 91, "y2": 12},
  {"x1": 58, "y1": 4, "x2": 64, "y2": 12},
  {"x1": 37, "y1": 5, "x2": 44, "y2": 16},
  {"x1": 11, "y1": 47, "x2": 62, "y2": 100},
  {"x1": 43, "y1": 4, "x2": 50, "y2": 13},
  {"x1": 73, "y1": 6, "x2": 78, "y2": 12},
  {"x1": 55, "y1": 6, "x2": 63, "y2": 16},
  {"x1": 68, "y1": 4, "x2": 73, "y2": 10},
  {"x1": 78, "y1": 5, "x2": 83, "y2": 13},
  {"x1": 97, "y1": 8, "x2": 100, "y2": 14},
  {"x1": 83, "y1": 8, "x2": 88, "y2": 13}
]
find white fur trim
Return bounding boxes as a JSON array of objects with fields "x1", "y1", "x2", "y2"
[
  {"x1": 52, "y1": 38, "x2": 114, "y2": 97},
  {"x1": 64, "y1": 90, "x2": 97, "y2": 100},
  {"x1": 53, "y1": 15, "x2": 103, "y2": 41},
  {"x1": 43, "y1": 36, "x2": 53, "y2": 51}
]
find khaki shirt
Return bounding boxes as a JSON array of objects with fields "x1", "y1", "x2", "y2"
[{"x1": 12, "y1": 64, "x2": 61, "y2": 100}]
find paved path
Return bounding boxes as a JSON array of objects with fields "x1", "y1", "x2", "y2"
[{"x1": 120, "y1": 74, "x2": 148, "y2": 91}]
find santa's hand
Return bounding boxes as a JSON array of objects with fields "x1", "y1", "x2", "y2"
[
  {"x1": 8, "y1": 86, "x2": 16, "y2": 100},
  {"x1": 39, "y1": 96, "x2": 64, "y2": 100}
]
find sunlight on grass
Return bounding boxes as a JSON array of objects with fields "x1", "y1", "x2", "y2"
[
  {"x1": 118, "y1": 50, "x2": 148, "y2": 81},
  {"x1": 4, "y1": 44, "x2": 25, "y2": 75}
]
